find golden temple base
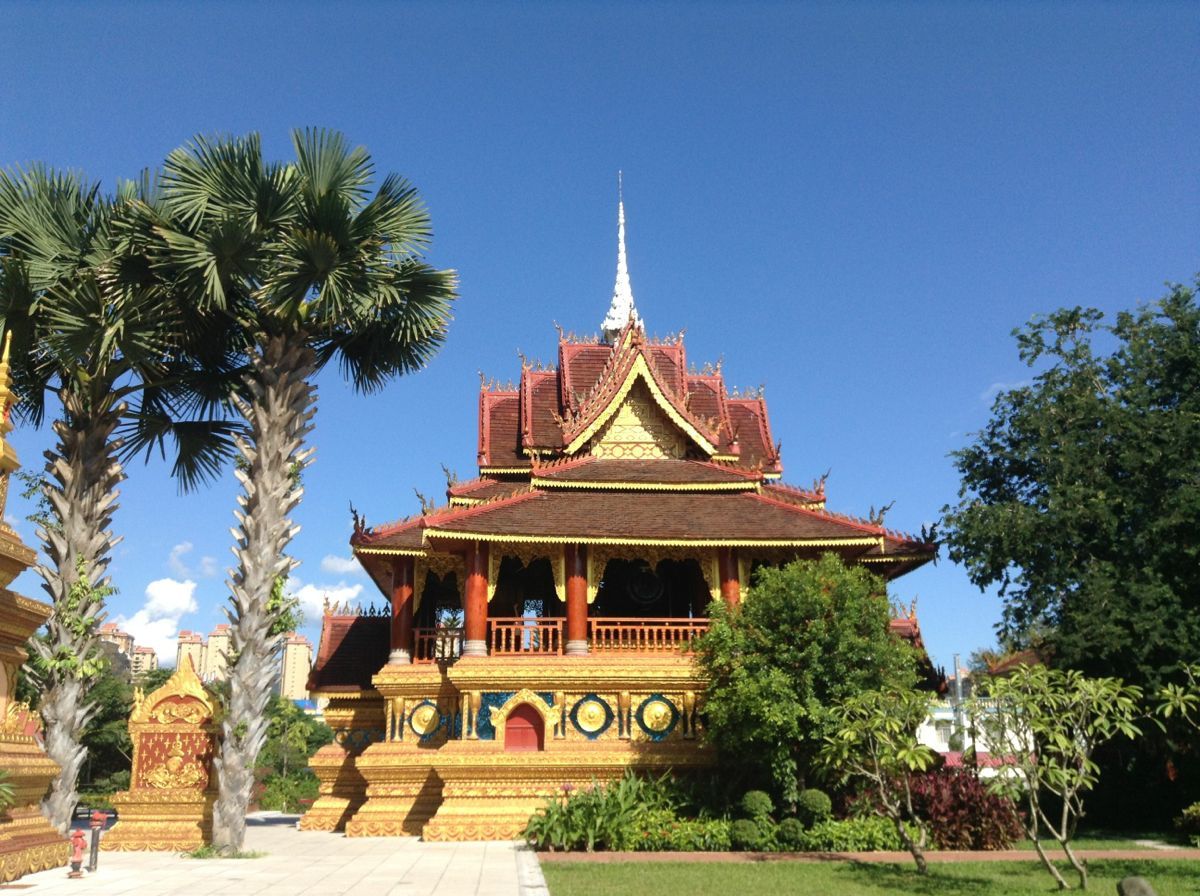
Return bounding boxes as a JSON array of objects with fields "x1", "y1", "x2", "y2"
[
  {"x1": 101, "y1": 788, "x2": 215, "y2": 852},
  {"x1": 0, "y1": 737, "x2": 69, "y2": 883},
  {"x1": 343, "y1": 743, "x2": 443, "y2": 837},
  {"x1": 299, "y1": 743, "x2": 370, "y2": 832}
]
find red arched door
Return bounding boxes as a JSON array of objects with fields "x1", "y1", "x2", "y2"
[{"x1": 504, "y1": 703, "x2": 545, "y2": 752}]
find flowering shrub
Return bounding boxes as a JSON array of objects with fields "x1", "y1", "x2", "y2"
[{"x1": 907, "y1": 768, "x2": 1023, "y2": 850}]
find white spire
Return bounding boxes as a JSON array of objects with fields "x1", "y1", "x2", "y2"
[{"x1": 601, "y1": 171, "x2": 641, "y2": 343}]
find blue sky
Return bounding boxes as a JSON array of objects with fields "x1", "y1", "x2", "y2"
[{"x1": 1, "y1": 2, "x2": 1196, "y2": 672}]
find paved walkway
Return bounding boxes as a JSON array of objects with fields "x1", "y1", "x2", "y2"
[{"x1": 11, "y1": 814, "x2": 541, "y2": 896}]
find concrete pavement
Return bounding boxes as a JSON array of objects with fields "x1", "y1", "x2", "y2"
[{"x1": 12, "y1": 813, "x2": 542, "y2": 896}]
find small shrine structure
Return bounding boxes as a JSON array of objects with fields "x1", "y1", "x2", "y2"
[
  {"x1": 102, "y1": 658, "x2": 217, "y2": 851},
  {"x1": 303, "y1": 190, "x2": 937, "y2": 840},
  {"x1": 0, "y1": 333, "x2": 69, "y2": 882}
]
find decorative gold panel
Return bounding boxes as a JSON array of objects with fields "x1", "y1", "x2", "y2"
[{"x1": 588, "y1": 383, "x2": 687, "y2": 460}]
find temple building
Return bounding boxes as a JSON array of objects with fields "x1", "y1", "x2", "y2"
[{"x1": 302, "y1": 190, "x2": 937, "y2": 840}]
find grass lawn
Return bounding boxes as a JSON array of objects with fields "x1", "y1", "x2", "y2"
[
  {"x1": 1012, "y1": 828, "x2": 1185, "y2": 851},
  {"x1": 542, "y1": 859, "x2": 1200, "y2": 896}
]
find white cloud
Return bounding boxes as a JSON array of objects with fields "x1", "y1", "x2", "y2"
[
  {"x1": 979, "y1": 380, "x2": 1031, "y2": 403},
  {"x1": 320, "y1": 554, "x2": 365, "y2": 577},
  {"x1": 167, "y1": 542, "x2": 193, "y2": 577},
  {"x1": 117, "y1": 577, "x2": 199, "y2": 663},
  {"x1": 168, "y1": 541, "x2": 219, "y2": 579},
  {"x1": 289, "y1": 580, "x2": 364, "y2": 620}
]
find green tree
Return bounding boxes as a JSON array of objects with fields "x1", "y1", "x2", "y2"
[
  {"x1": 148, "y1": 129, "x2": 457, "y2": 851},
  {"x1": 696, "y1": 554, "x2": 917, "y2": 806},
  {"x1": 0, "y1": 167, "x2": 238, "y2": 831},
  {"x1": 970, "y1": 665, "x2": 1144, "y2": 891},
  {"x1": 818, "y1": 686, "x2": 937, "y2": 873},
  {"x1": 942, "y1": 281, "x2": 1200, "y2": 693}
]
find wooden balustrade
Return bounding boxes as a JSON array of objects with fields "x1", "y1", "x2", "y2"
[
  {"x1": 412, "y1": 618, "x2": 709, "y2": 660},
  {"x1": 588, "y1": 618, "x2": 709, "y2": 653},
  {"x1": 413, "y1": 627, "x2": 463, "y2": 663},
  {"x1": 488, "y1": 618, "x2": 563, "y2": 655}
]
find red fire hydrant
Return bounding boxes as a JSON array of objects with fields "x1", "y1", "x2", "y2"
[{"x1": 68, "y1": 829, "x2": 86, "y2": 878}]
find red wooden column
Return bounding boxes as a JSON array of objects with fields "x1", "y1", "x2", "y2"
[
  {"x1": 717, "y1": 547, "x2": 740, "y2": 609},
  {"x1": 462, "y1": 541, "x2": 489, "y2": 657},
  {"x1": 564, "y1": 544, "x2": 588, "y2": 656},
  {"x1": 389, "y1": 555, "x2": 416, "y2": 664}
]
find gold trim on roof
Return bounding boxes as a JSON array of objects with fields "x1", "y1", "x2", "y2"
[
  {"x1": 424, "y1": 530, "x2": 881, "y2": 549},
  {"x1": 531, "y1": 476, "x2": 759, "y2": 493},
  {"x1": 478, "y1": 466, "x2": 532, "y2": 475},
  {"x1": 355, "y1": 547, "x2": 428, "y2": 557},
  {"x1": 564, "y1": 354, "x2": 718, "y2": 456}
]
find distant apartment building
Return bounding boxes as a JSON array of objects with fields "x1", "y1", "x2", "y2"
[
  {"x1": 279, "y1": 633, "x2": 312, "y2": 701},
  {"x1": 202, "y1": 624, "x2": 231, "y2": 681},
  {"x1": 97, "y1": 622, "x2": 134, "y2": 655},
  {"x1": 175, "y1": 624, "x2": 232, "y2": 682},
  {"x1": 130, "y1": 645, "x2": 158, "y2": 678},
  {"x1": 172, "y1": 626, "x2": 312, "y2": 700},
  {"x1": 175, "y1": 630, "x2": 205, "y2": 675}
]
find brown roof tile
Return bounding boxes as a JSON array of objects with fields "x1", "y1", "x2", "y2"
[
  {"x1": 728, "y1": 398, "x2": 779, "y2": 471},
  {"x1": 559, "y1": 342, "x2": 613, "y2": 410},
  {"x1": 307, "y1": 614, "x2": 389, "y2": 692},
  {"x1": 521, "y1": 369, "x2": 564, "y2": 449},
  {"x1": 479, "y1": 391, "x2": 526, "y2": 468},
  {"x1": 534, "y1": 457, "x2": 760, "y2": 486},
  {"x1": 424, "y1": 489, "x2": 922, "y2": 545}
]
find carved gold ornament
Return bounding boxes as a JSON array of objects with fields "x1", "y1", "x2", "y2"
[
  {"x1": 145, "y1": 735, "x2": 207, "y2": 789},
  {"x1": 574, "y1": 698, "x2": 608, "y2": 734},
  {"x1": 640, "y1": 698, "x2": 674, "y2": 733},
  {"x1": 409, "y1": 702, "x2": 441, "y2": 737}
]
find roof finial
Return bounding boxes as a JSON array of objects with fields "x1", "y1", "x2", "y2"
[{"x1": 601, "y1": 171, "x2": 642, "y2": 343}]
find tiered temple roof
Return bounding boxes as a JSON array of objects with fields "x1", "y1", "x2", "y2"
[{"x1": 353, "y1": 321, "x2": 934, "y2": 579}]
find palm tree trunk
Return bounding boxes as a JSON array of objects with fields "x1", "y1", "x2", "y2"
[
  {"x1": 32, "y1": 390, "x2": 124, "y2": 833},
  {"x1": 211, "y1": 333, "x2": 315, "y2": 853}
]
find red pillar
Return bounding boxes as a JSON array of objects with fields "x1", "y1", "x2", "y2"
[
  {"x1": 389, "y1": 555, "x2": 415, "y2": 664},
  {"x1": 463, "y1": 541, "x2": 489, "y2": 657},
  {"x1": 565, "y1": 544, "x2": 588, "y2": 655},
  {"x1": 718, "y1": 547, "x2": 740, "y2": 609}
]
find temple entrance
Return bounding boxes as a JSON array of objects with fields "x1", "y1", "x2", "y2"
[
  {"x1": 504, "y1": 704, "x2": 545, "y2": 752},
  {"x1": 490, "y1": 557, "x2": 562, "y2": 619},
  {"x1": 592, "y1": 558, "x2": 709, "y2": 618}
]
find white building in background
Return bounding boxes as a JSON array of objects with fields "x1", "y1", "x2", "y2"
[
  {"x1": 130, "y1": 645, "x2": 158, "y2": 678},
  {"x1": 279, "y1": 633, "x2": 313, "y2": 701},
  {"x1": 172, "y1": 626, "x2": 313, "y2": 701},
  {"x1": 174, "y1": 624, "x2": 231, "y2": 682},
  {"x1": 97, "y1": 622, "x2": 134, "y2": 655}
]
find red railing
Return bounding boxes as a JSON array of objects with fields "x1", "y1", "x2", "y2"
[
  {"x1": 413, "y1": 627, "x2": 463, "y2": 663},
  {"x1": 589, "y1": 618, "x2": 709, "y2": 653},
  {"x1": 488, "y1": 617, "x2": 563, "y2": 656}
]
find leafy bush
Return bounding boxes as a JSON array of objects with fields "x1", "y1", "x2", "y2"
[
  {"x1": 777, "y1": 817, "x2": 805, "y2": 849},
  {"x1": 795, "y1": 788, "x2": 832, "y2": 827},
  {"x1": 634, "y1": 809, "x2": 732, "y2": 851},
  {"x1": 908, "y1": 768, "x2": 1023, "y2": 850},
  {"x1": 1176, "y1": 802, "x2": 1200, "y2": 847},
  {"x1": 795, "y1": 816, "x2": 904, "y2": 851},
  {"x1": 259, "y1": 772, "x2": 319, "y2": 813},
  {"x1": 524, "y1": 772, "x2": 677, "y2": 851},
  {"x1": 729, "y1": 818, "x2": 763, "y2": 851},
  {"x1": 739, "y1": 790, "x2": 773, "y2": 821},
  {"x1": 0, "y1": 770, "x2": 13, "y2": 812}
]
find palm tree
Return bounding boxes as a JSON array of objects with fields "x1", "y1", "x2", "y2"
[
  {"x1": 0, "y1": 167, "x2": 240, "y2": 831},
  {"x1": 151, "y1": 129, "x2": 457, "y2": 851}
]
